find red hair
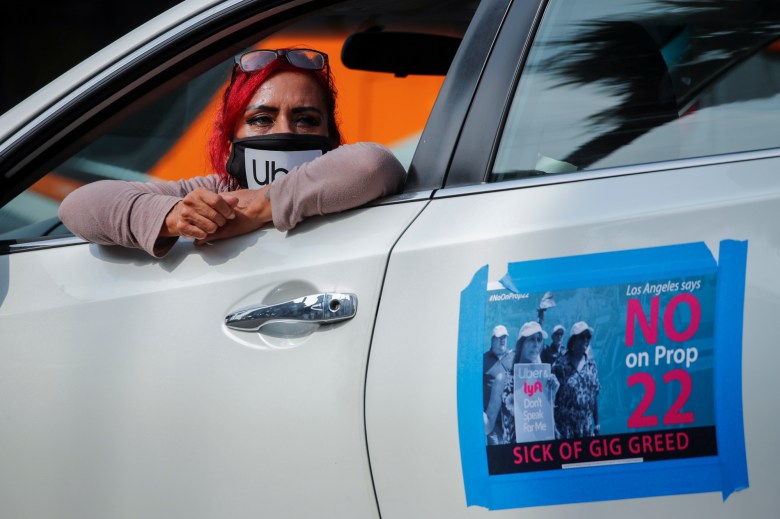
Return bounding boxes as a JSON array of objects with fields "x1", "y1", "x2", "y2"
[{"x1": 209, "y1": 54, "x2": 342, "y2": 178}]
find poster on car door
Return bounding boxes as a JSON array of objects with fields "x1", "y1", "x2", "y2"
[{"x1": 457, "y1": 241, "x2": 748, "y2": 510}]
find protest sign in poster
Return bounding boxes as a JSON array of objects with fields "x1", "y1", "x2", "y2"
[
  {"x1": 457, "y1": 241, "x2": 748, "y2": 510},
  {"x1": 513, "y1": 363, "x2": 555, "y2": 444}
]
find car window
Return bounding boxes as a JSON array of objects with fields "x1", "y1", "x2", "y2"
[
  {"x1": 0, "y1": 0, "x2": 479, "y2": 242},
  {"x1": 490, "y1": 0, "x2": 780, "y2": 181}
]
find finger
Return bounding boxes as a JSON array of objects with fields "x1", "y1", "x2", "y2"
[
  {"x1": 176, "y1": 210, "x2": 221, "y2": 236},
  {"x1": 208, "y1": 193, "x2": 238, "y2": 221},
  {"x1": 193, "y1": 220, "x2": 237, "y2": 244},
  {"x1": 194, "y1": 228, "x2": 227, "y2": 245},
  {"x1": 180, "y1": 193, "x2": 239, "y2": 232},
  {"x1": 183, "y1": 188, "x2": 238, "y2": 223},
  {"x1": 193, "y1": 189, "x2": 238, "y2": 220},
  {"x1": 193, "y1": 213, "x2": 247, "y2": 245},
  {"x1": 177, "y1": 204, "x2": 232, "y2": 238},
  {"x1": 180, "y1": 199, "x2": 229, "y2": 230},
  {"x1": 222, "y1": 194, "x2": 239, "y2": 208},
  {"x1": 177, "y1": 221, "x2": 210, "y2": 240}
]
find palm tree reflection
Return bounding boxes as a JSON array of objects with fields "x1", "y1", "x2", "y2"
[{"x1": 545, "y1": 0, "x2": 780, "y2": 169}]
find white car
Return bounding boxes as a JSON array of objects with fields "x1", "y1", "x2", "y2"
[{"x1": 1, "y1": 0, "x2": 779, "y2": 517}]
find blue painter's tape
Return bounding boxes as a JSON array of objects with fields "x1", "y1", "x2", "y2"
[
  {"x1": 712, "y1": 240, "x2": 749, "y2": 499},
  {"x1": 457, "y1": 265, "x2": 490, "y2": 506},
  {"x1": 501, "y1": 242, "x2": 716, "y2": 294}
]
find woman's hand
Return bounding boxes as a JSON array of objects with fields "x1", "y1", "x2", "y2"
[
  {"x1": 162, "y1": 187, "x2": 239, "y2": 239},
  {"x1": 194, "y1": 187, "x2": 273, "y2": 245},
  {"x1": 547, "y1": 372, "x2": 560, "y2": 392},
  {"x1": 546, "y1": 371, "x2": 561, "y2": 398}
]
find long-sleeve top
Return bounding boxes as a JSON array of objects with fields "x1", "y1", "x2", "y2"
[{"x1": 58, "y1": 142, "x2": 407, "y2": 257}]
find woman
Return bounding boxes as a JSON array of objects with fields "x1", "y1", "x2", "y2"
[
  {"x1": 552, "y1": 321, "x2": 601, "y2": 439},
  {"x1": 485, "y1": 321, "x2": 559, "y2": 444},
  {"x1": 59, "y1": 48, "x2": 406, "y2": 257},
  {"x1": 513, "y1": 321, "x2": 547, "y2": 365},
  {"x1": 483, "y1": 325, "x2": 513, "y2": 445},
  {"x1": 541, "y1": 324, "x2": 565, "y2": 364}
]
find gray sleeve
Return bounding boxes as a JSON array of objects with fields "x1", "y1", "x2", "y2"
[
  {"x1": 268, "y1": 142, "x2": 407, "y2": 231},
  {"x1": 58, "y1": 175, "x2": 227, "y2": 258}
]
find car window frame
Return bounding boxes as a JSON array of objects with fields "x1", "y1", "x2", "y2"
[
  {"x1": 441, "y1": 0, "x2": 544, "y2": 189},
  {"x1": 404, "y1": 0, "x2": 514, "y2": 191}
]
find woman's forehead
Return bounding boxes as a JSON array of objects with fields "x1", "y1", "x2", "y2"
[{"x1": 248, "y1": 72, "x2": 327, "y2": 108}]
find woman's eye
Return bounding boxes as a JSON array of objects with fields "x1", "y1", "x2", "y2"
[
  {"x1": 248, "y1": 114, "x2": 273, "y2": 126},
  {"x1": 295, "y1": 115, "x2": 321, "y2": 127}
]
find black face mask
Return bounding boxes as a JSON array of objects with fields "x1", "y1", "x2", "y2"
[{"x1": 226, "y1": 133, "x2": 332, "y2": 188}]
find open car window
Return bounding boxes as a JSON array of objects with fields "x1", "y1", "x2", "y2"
[
  {"x1": 0, "y1": 0, "x2": 479, "y2": 244},
  {"x1": 490, "y1": 0, "x2": 780, "y2": 181}
]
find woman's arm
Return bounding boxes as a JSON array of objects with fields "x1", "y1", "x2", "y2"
[
  {"x1": 268, "y1": 142, "x2": 407, "y2": 231},
  {"x1": 58, "y1": 175, "x2": 233, "y2": 257}
]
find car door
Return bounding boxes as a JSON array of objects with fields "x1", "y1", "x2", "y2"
[
  {"x1": 0, "y1": 0, "x2": 486, "y2": 517},
  {"x1": 0, "y1": 202, "x2": 425, "y2": 519},
  {"x1": 367, "y1": 0, "x2": 780, "y2": 517}
]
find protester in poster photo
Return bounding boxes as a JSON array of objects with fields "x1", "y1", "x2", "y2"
[
  {"x1": 483, "y1": 325, "x2": 514, "y2": 445},
  {"x1": 486, "y1": 322, "x2": 562, "y2": 444},
  {"x1": 541, "y1": 324, "x2": 565, "y2": 365},
  {"x1": 515, "y1": 321, "x2": 550, "y2": 365},
  {"x1": 509, "y1": 322, "x2": 560, "y2": 441},
  {"x1": 552, "y1": 321, "x2": 601, "y2": 439}
]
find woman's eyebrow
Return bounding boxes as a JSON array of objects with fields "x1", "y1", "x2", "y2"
[
  {"x1": 292, "y1": 106, "x2": 324, "y2": 115},
  {"x1": 245, "y1": 104, "x2": 278, "y2": 113},
  {"x1": 243, "y1": 105, "x2": 323, "y2": 115}
]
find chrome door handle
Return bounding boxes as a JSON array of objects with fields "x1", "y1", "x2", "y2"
[{"x1": 225, "y1": 293, "x2": 357, "y2": 331}]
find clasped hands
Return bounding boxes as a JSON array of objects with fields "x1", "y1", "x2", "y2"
[{"x1": 161, "y1": 186, "x2": 273, "y2": 245}]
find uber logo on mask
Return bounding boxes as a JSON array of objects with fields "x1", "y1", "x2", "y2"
[{"x1": 244, "y1": 149, "x2": 323, "y2": 189}]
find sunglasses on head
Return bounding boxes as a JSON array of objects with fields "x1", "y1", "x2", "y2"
[{"x1": 234, "y1": 48, "x2": 328, "y2": 73}]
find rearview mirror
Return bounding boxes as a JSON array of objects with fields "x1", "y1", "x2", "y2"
[{"x1": 341, "y1": 31, "x2": 461, "y2": 77}]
